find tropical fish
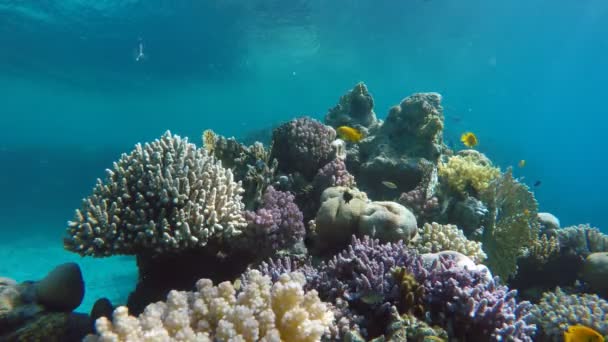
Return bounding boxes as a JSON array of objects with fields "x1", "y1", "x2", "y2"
[
  {"x1": 460, "y1": 132, "x2": 478, "y2": 148},
  {"x1": 336, "y1": 126, "x2": 364, "y2": 143},
  {"x1": 563, "y1": 324, "x2": 604, "y2": 342},
  {"x1": 518, "y1": 159, "x2": 526, "y2": 168},
  {"x1": 382, "y1": 181, "x2": 398, "y2": 189},
  {"x1": 359, "y1": 291, "x2": 384, "y2": 305},
  {"x1": 534, "y1": 180, "x2": 542, "y2": 187}
]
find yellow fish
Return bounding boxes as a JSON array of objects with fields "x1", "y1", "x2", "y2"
[
  {"x1": 460, "y1": 132, "x2": 478, "y2": 148},
  {"x1": 564, "y1": 325, "x2": 604, "y2": 342},
  {"x1": 382, "y1": 181, "x2": 398, "y2": 189},
  {"x1": 337, "y1": 126, "x2": 364, "y2": 143},
  {"x1": 518, "y1": 159, "x2": 526, "y2": 168}
]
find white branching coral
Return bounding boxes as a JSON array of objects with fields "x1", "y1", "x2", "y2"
[
  {"x1": 64, "y1": 131, "x2": 247, "y2": 257},
  {"x1": 411, "y1": 222, "x2": 487, "y2": 264},
  {"x1": 85, "y1": 270, "x2": 334, "y2": 342}
]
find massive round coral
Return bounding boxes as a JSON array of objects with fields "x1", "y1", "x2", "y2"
[{"x1": 64, "y1": 131, "x2": 247, "y2": 257}]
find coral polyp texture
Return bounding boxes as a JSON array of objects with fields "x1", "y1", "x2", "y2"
[
  {"x1": 325, "y1": 82, "x2": 379, "y2": 130},
  {"x1": 422, "y1": 256, "x2": 536, "y2": 341},
  {"x1": 270, "y1": 116, "x2": 337, "y2": 180},
  {"x1": 84, "y1": 270, "x2": 334, "y2": 342},
  {"x1": 529, "y1": 287, "x2": 608, "y2": 340},
  {"x1": 411, "y1": 222, "x2": 487, "y2": 263},
  {"x1": 242, "y1": 186, "x2": 305, "y2": 252},
  {"x1": 64, "y1": 131, "x2": 247, "y2": 257},
  {"x1": 438, "y1": 151, "x2": 501, "y2": 195}
]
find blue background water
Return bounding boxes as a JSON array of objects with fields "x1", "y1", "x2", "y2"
[{"x1": 0, "y1": 0, "x2": 606, "y2": 311}]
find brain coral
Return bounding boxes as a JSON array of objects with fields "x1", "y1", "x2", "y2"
[
  {"x1": 64, "y1": 131, "x2": 247, "y2": 257},
  {"x1": 85, "y1": 270, "x2": 334, "y2": 342}
]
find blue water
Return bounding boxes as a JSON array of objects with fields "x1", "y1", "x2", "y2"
[{"x1": 0, "y1": 0, "x2": 606, "y2": 312}]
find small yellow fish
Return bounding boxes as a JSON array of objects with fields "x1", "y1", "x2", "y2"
[
  {"x1": 382, "y1": 181, "x2": 398, "y2": 189},
  {"x1": 460, "y1": 132, "x2": 478, "y2": 148},
  {"x1": 564, "y1": 325, "x2": 604, "y2": 342},
  {"x1": 336, "y1": 126, "x2": 364, "y2": 143},
  {"x1": 523, "y1": 209, "x2": 530, "y2": 217},
  {"x1": 518, "y1": 159, "x2": 526, "y2": 168}
]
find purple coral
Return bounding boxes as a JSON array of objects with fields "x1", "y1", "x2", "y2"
[
  {"x1": 422, "y1": 256, "x2": 536, "y2": 341},
  {"x1": 313, "y1": 158, "x2": 356, "y2": 192},
  {"x1": 271, "y1": 117, "x2": 337, "y2": 179},
  {"x1": 242, "y1": 186, "x2": 305, "y2": 251},
  {"x1": 399, "y1": 185, "x2": 440, "y2": 223}
]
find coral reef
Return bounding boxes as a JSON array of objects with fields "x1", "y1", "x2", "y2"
[
  {"x1": 537, "y1": 212, "x2": 560, "y2": 233},
  {"x1": 203, "y1": 129, "x2": 278, "y2": 209},
  {"x1": 313, "y1": 158, "x2": 356, "y2": 193},
  {"x1": 350, "y1": 92, "x2": 446, "y2": 199},
  {"x1": 529, "y1": 287, "x2": 608, "y2": 340},
  {"x1": 479, "y1": 168, "x2": 541, "y2": 280},
  {"x1": 448, "y1": 195, "x2": 489, "y2": 235},
  {"x1": 411, "y1": 222, "x2": 487, "y2": 264},
  {"x1": 65, "y1": 131, "x2": 247, "y2": 257},
  {"x1": 313, "y1": 187, "x2": 369, "y2": 253},
  {"x1": 359, "y1": 201, "x2": 418, "y2": 244},
  {"x1": 398, "y1": 185, "x2": 440, "y2": 225},
  {"x1": 527, "y1": 234, "x2": 560, "y2": 265},
  {"x1": 582, "y1": 252, "x2": 608, "y2": 296},
  {"x1": 422, "y1": 255, "x2": 536, "y2": 341},
  {"x1": 325, "y1": 82, "x2": 380, "y2": 131},
  {"x1": 270, "y1": 117, "x2": 337, "y2": 180},
  {"x1": 439, "y1": 151, "x2": 501, "y2": 196},
  {"x1": 86, "y1": 270, "x2": 334, "y2": 342},
  {"x1": 240, "y1": 186, "x2": 306, "y2": 254},
  {"x1": 557, "y1": 224, "x2": 608, "y2": 256}
]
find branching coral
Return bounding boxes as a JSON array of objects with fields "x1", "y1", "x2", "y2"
[
  {"x1": 203, "y1": 129, "x2": 277, "y2": 208},
  {"x1": 529, "y1": 287, "x2": 608, "y2": 340},
  {"x1": 439, "y1": 152, "x2": 500, "y2": 195},
  {"x1": 64, "y1": 131, "x2": 247, "y2": 257},
  {"x1": 85, "y1": 270, "x2": 334, "y2": 342},
  {"x1": 240, "y1": 186, "x2": 305, "y2": 253},
  {"x1": 479, "y1": 168, "x2": 540, "y2": 280},
  {"x1": 411, "y1": 222, "x2": 487, "y2": 264},
  {"x1": 270, "y1": 117, "x2": 337, "y2": 180},
  {"x1": 422, "y1": 256, "x2": 536, "y2": 341},
  {"x1": 556, "y1": 224, "x2": 608, "y2": 256},
  {"x1": 527, "y1": 234, "x2": 560, "y2": 264},
  {"x1": 313, "y1": 158, "x2": 356, "y2": 192}
]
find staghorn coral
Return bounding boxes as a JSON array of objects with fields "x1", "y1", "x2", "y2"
[
  {"x1": 529, "y1": 287, "x2": 608, "y2": 340},
  {"x1": 422, "y1": 255, "x2": 536, "y2": 341},
  {"x1": 65, "y1": 131, "x2": 247, "y2": 257},
  {"x1": 270, "y1": 117, "x2": 337, "y2": 180},
  {"x1": 556, "y1": 224, "x2": 608, "y2": 256},
  {"x1": 240, "y1": 186, "x2": 306, "y2": 253},
  {"x1": 438, "y1": 152, "x2": 501, "y2": 195},
  {"x1": 479, "y1": 168, "x2": 541, "y2": 280},
  {"x1": 85, "y1": 270, "x2": 334, "y2": 342},
  {"x1": 411, "y1": 222, "x2": 487, "y2": 264}
]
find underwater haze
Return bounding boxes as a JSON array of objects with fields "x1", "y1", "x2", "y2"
[{"x1": 0, "y1": 0, "x2": 607, "y2": 314}]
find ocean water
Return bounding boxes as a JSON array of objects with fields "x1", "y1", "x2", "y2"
[{"x1": 0, "y1": 0, "x2": 606, "y2": 315}]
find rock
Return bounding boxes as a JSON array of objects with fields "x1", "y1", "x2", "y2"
[
  {"x1": 582, "y1": 252, "x2": 608, "y2": 295},
  {"x1": 538, "y1": 212, "x2": 560, "y2": 231},
  {"x1": 314, "y1": 187, "x2": 368, "y2": 253},
  {"x1": 34, "y1": 263, "x2": 84, "y2": 312},
  {"x1": 359, "y1": 201, "x2": 418, "y2": 243}
]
